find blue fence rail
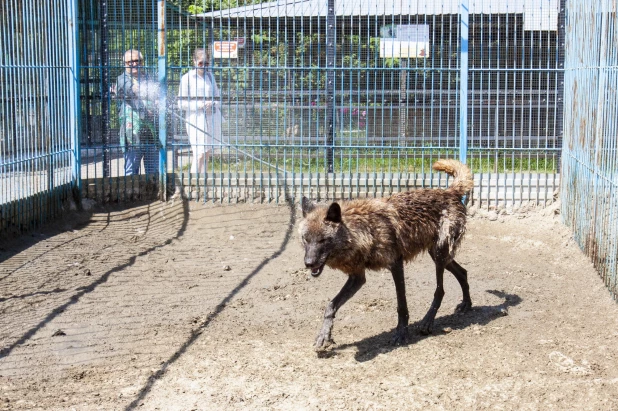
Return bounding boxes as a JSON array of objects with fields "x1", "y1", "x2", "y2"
[
  {"x1": 562, "y1": 0, "x2": 618, "y2": 299},
  {"x1": 0, "y1": 0, "x2": 80, "y2": 236}
]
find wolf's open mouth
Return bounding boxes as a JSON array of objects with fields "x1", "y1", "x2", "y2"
[{"x1": 310, "y1": 264, "x2": 325, "y2": 277}]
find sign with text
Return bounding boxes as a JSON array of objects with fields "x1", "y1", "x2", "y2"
[
  {"x1": 213, "y1": 41, "x2": 238, "y2": 59},
  {"x1": 380, "y1": 24, "x2": 430, "y2": 58},
  {"x1": 380, "y1": 40, "x2": 429, "y2": 58}
]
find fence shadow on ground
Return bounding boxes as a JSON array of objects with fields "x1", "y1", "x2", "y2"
[
  {"x1": 0, "y1": 200, "x2": 190, "y2": 360},
  {"x1": 0, "y1": 211, "x2": 95, "y2": 282},
  {"x1": 124, "y1": 198, "x2": 297, "y2": 411},
  {"x1": 332, "y1": 290, "x2": 523, "y2": 362}
]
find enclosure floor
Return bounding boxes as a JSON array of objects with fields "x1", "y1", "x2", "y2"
[{"x1": 0, "y1": 200, "x2": 617, "y2": 410}]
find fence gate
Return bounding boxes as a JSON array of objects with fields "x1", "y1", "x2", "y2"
[
  {"x1": 0, "y1": 0, "x2": 80, "y2": 236},
  {"x1": 75, "y1": 0, "x2": 562, "y2": 206},
  {"x1": 562, "y1": 0, "x2": 618, "y2": 299}
]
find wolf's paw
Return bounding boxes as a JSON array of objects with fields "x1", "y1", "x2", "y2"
[
  {"x1": 314, "y1": 334, "x2": 335, "y2": 352},
  {"x1": 418, "y1": 320, "x2": 434, "y2": 335},
  {"x1": 455, "y1": 300, "x2": 472, "y2": 314},
  {"x1": 390, "y1": 328, "x2": 408, "y2": 346}
]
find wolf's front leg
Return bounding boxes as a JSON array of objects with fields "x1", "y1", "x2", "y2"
[
  {"x1": 389, "y1": 258, "x2": 409, "y2": 345},
  {"x1": 315, "y1": 273, "x2": 366, "y2": 351}
]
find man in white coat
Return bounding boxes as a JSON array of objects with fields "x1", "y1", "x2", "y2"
[{"x1": 177, "y1": 48, "x2": 223, "y2": 174}]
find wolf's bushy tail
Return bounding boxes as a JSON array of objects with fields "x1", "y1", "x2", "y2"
[{"x1": 433, "y1": 159, "x2": 474, "y2": 197}]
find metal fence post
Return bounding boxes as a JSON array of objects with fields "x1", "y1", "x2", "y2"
[
  {"x1": 99, "y1": 0, "x2": 111, "y2": 178},
  {"x1": 158, "y1": 0, "x2": 168, "y2": 200},
  {"x1": 69, "y1": 0, "x2": 81, "y2": 197},
  {"x1": 325, "y1": 0, "x2": 335, "y2": 173},
  {"x1": 399, "y1": 60, "x2": 408, "y2": 139},
  {"x1": 459, "y1": 0, "x2": 469, "y2": 164}
]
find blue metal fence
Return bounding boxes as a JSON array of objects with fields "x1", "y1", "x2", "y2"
[
  {"x1": 2, "y1": 0, "x2": 614, "y2": 301},
  {"x1": 1, "y1": 0, "x2": 566, "y2": 236},
  {"x1": 562, "y1": 0, "x2": 618, "y2": 299},
  {"x1": 0, "y1": 0, "x2": 80, "y2": 236},
  {"x1": 73, "y1": 0, "x2": 562, "y2": 206}
]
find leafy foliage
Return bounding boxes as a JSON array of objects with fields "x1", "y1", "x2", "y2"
[{"x1": 168, "y1": 0, "x2": 270, "y2": 14}]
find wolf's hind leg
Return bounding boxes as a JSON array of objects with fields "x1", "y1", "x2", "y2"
[
  {"x1": 315, "y1": 273, "x2": 366, "y2": 350},
  {"x1": 446, "y1": 260, "x2": 472, "y2": 313},
  {"x1": 419, "y1": 248, "x2": 447, "y2": 335},
  {"x1": 389, "y1": 257, "x2": 409, "y2": 345}
]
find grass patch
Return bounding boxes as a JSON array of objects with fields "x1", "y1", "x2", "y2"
[{"x1": 175, "y1": 147, "x2": 560, "y2": 174}]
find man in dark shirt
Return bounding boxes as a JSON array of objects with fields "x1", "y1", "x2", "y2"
[{"x1": 115, "y1": 49, "x2": 159, "y2": 175}]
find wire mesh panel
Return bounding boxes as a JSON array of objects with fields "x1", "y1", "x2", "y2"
[
  {"x1": 466, "y1": 1, "x2": 564, "y2": 208},
  {"x1": 191, "y1": 0, "x2": 564, "y2": 204},
  {"x1": 190, "y1": 1, "x2": 468, "y2": 203},
  {"x1": 78, "y1": 0, "x2": 164, "y2": 201},
  {"x1": 76, "y1": 0, "x2": 563, "y2": 206},
  {"x1": 0, "y1": 0, "x2": 79, "y2": 236},
  {"x1": 562, "y1": 0, "x2": 618, "y2": 299}
]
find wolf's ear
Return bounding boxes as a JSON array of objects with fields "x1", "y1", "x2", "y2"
[
  {"x1": 301, "y1": 196, "x2": 315, "y2": 217},
  {"x1": 325, "y1": 202, "x2": 342, "y2": 224}
]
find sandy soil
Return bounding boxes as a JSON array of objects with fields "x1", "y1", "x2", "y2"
[{"x1": 0, "y1": 198, "x2": 617, "y2": 410}]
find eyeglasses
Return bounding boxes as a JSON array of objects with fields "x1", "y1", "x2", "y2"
[
  {"x1": 195, "y1": 61, "x2": 209, "y2": 67},
  {"x1": 125, "y1": 59, "x2": 142, "y2": 65}
]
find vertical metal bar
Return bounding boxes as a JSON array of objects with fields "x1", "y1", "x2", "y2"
[
  {"x1": 7, "y1": 0, "x2": 17, "y2": 210},
  {"x1": 325, "y1": 0, "x2": 335, "y2": 173},
  {"x1": 22, "y1": 0, "x2": 32, "y2": 211},
  {"x1": 45, "y1": 1, "x2": 54, "y2": 216},
  {"x1": 81, "y1": 0, "x2": 92, "y2": 148},
  {"x1": 399, "y1": 60, "x2": 408, "y2": 140},
  {"x1": 16, "y1": 0, "x2": 24, "y2": 214},
  {"x1": 99, "y1": 0, "x2": 110, "y2": 178},
  {"x1": 69, "y1": 0, "x2": 81, "y2": 196},
  {"x1": 0, "y1": 5, "x2": 7, "y2": 210},
  {"x1": 157, "y1": 0, "x2": 167, "y2": 200},
  {"x1": 459, "y1": 0, "x2": 469, "y2": 165},
  {"x1": 591, "y1": 7, "x2": 609, "y2": 265},
  {"x1": 556, "y1": 0, "x2": 566, "y2": 174}
]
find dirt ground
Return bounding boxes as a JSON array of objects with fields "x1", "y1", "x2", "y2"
[{"x1": 1, "y1": 197, "x2": 617, "y2": 411}]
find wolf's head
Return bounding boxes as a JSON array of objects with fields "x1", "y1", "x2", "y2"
[{"x1": 298, "y1": 197, "x2": 342, "y2": 277}]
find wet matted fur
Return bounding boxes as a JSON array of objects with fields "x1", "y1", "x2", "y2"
[{"x1": 299, "y1": 159, "x2": 474, "y2": 350}]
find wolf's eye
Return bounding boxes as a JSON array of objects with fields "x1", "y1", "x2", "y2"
[{"x1": 318, "y1": 238, "x2": 327, "y2": 244}]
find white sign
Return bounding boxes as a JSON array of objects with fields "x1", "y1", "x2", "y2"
[
  {"x1": 379, "y1": 24, "x2": 430, "y2": 58},
  {"x1": 380, "y1": 39, "x2": 429, "y2": 58},
  {"x1": 213, "y1": 41, "x2": 238, "y2": 59}
]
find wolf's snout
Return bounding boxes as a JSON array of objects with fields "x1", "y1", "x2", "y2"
[
  {"x1": 304, "y1": 254, "x2": 325, "y2": 277},
  {"x1": 304, "y1": 246, "x2": 319, "y2": 268}
]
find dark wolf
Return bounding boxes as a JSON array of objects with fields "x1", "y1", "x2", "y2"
[{"x1": 299, "y1": 159, "x2": 474, "y2": 350}]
